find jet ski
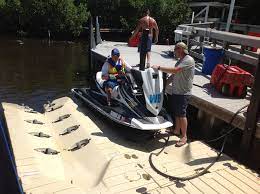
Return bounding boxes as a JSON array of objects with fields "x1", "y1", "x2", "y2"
[{"x1": 71, "y1": 68, "x2": 173, "y2": 130}]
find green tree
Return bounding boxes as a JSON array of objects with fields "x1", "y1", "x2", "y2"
[
  {"x1": 88, "y1": 0, "x2": 191, "y2": 42},
  {"x1": 23, "y1": 0, "x2": 90, "y2": 37},
  {"x1": 0, "y1": 0, "x2": 90, "y2": 38},
  {"x1": 0, "y1": 0, "x2": 23, "y2": 33}
]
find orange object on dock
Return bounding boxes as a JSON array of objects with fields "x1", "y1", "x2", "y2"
[
  {"x1": 211, "y1": 64, "x2": 254, "y2": 98},
  {"x1": 128, "y1": 32, "x2": 141, "y2": 47},
  {"x1": 248, "y1": 32, "x2": 260, "y2": 52}
]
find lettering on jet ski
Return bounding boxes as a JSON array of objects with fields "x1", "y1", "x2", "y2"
[
  {"x1": 110, "y1": 111, "x2": 122, "y2": 120},
  {"x1": 149, "y1": 94, "x2": 161, "y2": 104}
]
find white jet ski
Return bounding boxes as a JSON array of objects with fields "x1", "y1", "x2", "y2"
[{"x1": 71, "y1": 68, "x2": 173, "y2": 130}]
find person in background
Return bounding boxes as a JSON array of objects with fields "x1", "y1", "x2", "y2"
[
  {"x1": 130, "y1": 9, "x2": 159, "y2": 68},
  {"x1": 152, "y1": 42, "x2": 195, "y2": 147},
  {"x1": 101, "y1": 48, "x2": 132, "y2": 106}
]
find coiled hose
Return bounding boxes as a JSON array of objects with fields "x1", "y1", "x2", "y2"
[{"x1": 149, "y1": 103, "x2": 249, "y2": 181}]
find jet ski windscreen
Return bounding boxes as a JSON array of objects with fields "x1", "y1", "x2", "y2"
[{"x1": 141, "y1": 68, "x2": 164, "y2": 116}]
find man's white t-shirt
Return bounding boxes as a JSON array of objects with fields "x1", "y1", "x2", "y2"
[{"x1": 165, "y1": 55, "x2": 195, "y2": 95}]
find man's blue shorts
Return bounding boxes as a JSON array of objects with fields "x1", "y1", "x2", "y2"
[
  {"x1": 103, "y1": 80, "x2": 118, "y2": 89},
  {"x1": 138, "y1": 36, "x2": 152, "y2": 52},
  {"x1": 171, "y1": 94, "x2": 190, "y2": 117}
]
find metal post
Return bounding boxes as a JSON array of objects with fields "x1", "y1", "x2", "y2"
[
  {"x1": 191, "y1": 12, "x2": 195, "y2": 24},
  {"x1": 226, "y1": 0, "x2": 236, "y2": 32},
  {"x1": 139, "y1": 29, "x2": 149, "y2": 71},
  {"x1": 95, "y1": 16, "x2": 102, "y2": 45},
  {"x1": 204, "y1": 5, "x2": 209, "y2": 23},
  {"x1": 240, "y1": 55, "x2": 260, "y2": 158},
  {"x1": 221, "y1": 8, "x2": 226, "y2": 22}
]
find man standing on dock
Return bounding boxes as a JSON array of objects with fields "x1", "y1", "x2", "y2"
[
  {"x1": 130, "y1": 9, "x2": 159, "y2": 68},
  {"x1": 152, "y1": 42, "x2": 195, "y2": 147}
]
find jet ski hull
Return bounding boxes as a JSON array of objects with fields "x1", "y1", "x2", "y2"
[{"x1": 71, "y1": 88, "x2": 173, "y2": 131}]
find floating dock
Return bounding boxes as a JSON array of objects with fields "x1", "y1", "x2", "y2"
[{"x1": 2, "y1": 97, "x2": 260, "y2": 193}]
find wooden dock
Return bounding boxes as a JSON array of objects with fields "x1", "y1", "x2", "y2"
[
  {"x1": 92, "y1": 41, "x2": 260, "y2": 139},
  {"x1": 2, "y1": 97, "x2": 260, "y2": 193}
]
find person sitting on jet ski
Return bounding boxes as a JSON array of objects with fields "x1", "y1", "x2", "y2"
[{"x1": 101, "y1": 48, "x2": 132, "y2": 106}]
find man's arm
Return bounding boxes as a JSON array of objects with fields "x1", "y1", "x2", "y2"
[
  {"x1": 130, "y1": 21, "x2": 141, "y2": 39},
  {"x1": 101, "y1": 62, "x2": 109, "y2": 80},
  {"x1": 153, "y1": 20, "x2": 159, "y2": 44},
  {"x1": 151, "y1": 64, "x2": 182, "y2": 74},
  {"x1": 124, "y1": 60, "x2": 132, "y2": 72}
]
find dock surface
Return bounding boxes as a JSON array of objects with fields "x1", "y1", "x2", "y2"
[
  {"x1": 93, "y1": 41, "x2": 260, "y2": 138},
  {"x1": 2, "y1": 97, "x2": 260, "y2": 193}
]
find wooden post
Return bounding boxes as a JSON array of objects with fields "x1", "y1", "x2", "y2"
[
  {"x1": 89, "y1": 16, "x2": 96, "y2": 50},
  {"x1": 95, "y1": 16, "x2": 102, "y2": 45},
  {"x1": 240, "y1": 55, "x2": 260, "y2": 157},
  {"x1": 139, "y1": 29, "x2": 149, "y2": 71},
  {"x1": 88, "y1": 16, "x2": 96, "y2": 76}
]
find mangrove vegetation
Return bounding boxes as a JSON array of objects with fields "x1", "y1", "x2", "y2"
[{"x1": 0, "y1": 0, "x2": 191, "y2": 40}]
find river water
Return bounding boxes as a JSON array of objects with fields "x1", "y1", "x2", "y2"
[{"x1": 0, "y1": 36, "x2": 89, "y2": 111}]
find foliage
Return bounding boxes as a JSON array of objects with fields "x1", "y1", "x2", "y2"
[
  {"x1": 88, "y1": 0, "x2": 191, "y2": 42},
  {"x1": 0, "y1": 0, "x2": 90, "y2": 38},
  {"x1": 0, "y1": 0, "x2": 190, "y2": 40}
]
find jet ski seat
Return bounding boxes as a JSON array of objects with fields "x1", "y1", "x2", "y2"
[
  {"x1": 96, "y1": 71, "x2": 119, "y2": 98},
  {"x1": 96, "y1": 71, "x2": 104, "y2": 88}
]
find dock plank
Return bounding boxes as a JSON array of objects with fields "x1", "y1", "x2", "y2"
[
  {"x1": 189, "y1": 176, "x2": 219, "y2": 194},
  {"x1": 200, "y1": 174, "x2": 232, "y2": 194},
  {"x1": 212, "y1": 172, "x2": 245, "y2": 194},
  {"x1": 223, "y1": 168, "x2": 260, "y2": 193},
  {"x1": 168, "y1": 184, "x2": 189, "y2": 194},
  {"x1": 181, "y1": 180, "x2": 203, "y2": 194},
  {"x1": 236, "y1": 167, "x2": 260, "y2": 185},
  {"x1": 217, "y1": 169, "x2": 259, "y2": 194}
]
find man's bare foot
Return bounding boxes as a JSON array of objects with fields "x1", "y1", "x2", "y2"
[
  {"x1": 166, "y1": 128, "x2": 181, "y2": 136},
  {"x1": 176, "y1": 136, "x2": 187, "y2": 147}
]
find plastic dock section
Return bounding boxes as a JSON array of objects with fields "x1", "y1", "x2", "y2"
[{"x1": 2, "y1": 96, "x2": 260, "y2": 193}]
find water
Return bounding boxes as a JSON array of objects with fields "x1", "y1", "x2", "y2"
[{"x1": 0, "y1": 36, "x2": 89, "y2": 112}]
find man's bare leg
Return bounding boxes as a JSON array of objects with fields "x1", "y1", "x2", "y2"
[
  {"x1": 105, "y1": 87, "x2": 112, "y2": 106},
  {"x1": 178, "y1": 116, "x2": 188, "y2": 145},
  {"x1": 173, "y1": 117, "x2": 181, "y2": 134}
]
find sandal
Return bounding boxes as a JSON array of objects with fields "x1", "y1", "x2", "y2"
[{"x1": 176, "y1": 137, "x2": 187, "y2": 147}]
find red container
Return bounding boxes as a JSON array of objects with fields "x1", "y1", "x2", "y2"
[
  {"x1": 248, "y1": 32, "x2": 260, "y2": 52},
  {"x1": 128, "y1": 32, "x2": 141, "y2": 47},
  {"x1": 211, "y1": 64, "x2": 254, "y2": 98}
]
